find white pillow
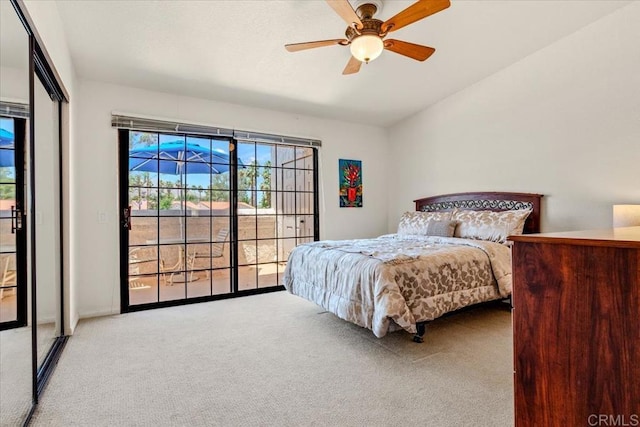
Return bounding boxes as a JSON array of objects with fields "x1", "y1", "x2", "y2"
[
  {"x1": 423, "y1": 220, "x2": 457, "y2": 237},
  {"x1": 452, "y1": 209, "x2": 532, "y2": 243},
  {"x1": 397, "y1": 211, "x2": 453, "y2": 236}
]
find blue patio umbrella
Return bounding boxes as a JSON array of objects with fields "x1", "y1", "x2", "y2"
[
  {"x1": 0, "y1": 129, "x2": 14, "y2": 144},
  {"x1": 0, "y1": 129, "x2": 14, "y2": 167},
  {"x1": 129, "y1": 141, "x2": 243, "y2": 174}
]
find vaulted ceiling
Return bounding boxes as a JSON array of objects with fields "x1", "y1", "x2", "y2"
[{"x1": 54, "y1": 0, "x2": 630, "y2": 126}]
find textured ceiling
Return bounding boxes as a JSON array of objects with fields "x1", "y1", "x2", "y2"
[{"x1": 54, "y1": 0, "x2": 631, "y2": 127}]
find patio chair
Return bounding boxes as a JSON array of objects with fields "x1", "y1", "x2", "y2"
[
  {"x1": 0, "y1": 255, "x2": 16, "y2": 299},
  {"x1": 162, "y1": 250, "x2": 198, "y2": 285},
  {"x1": 129, "y1": 247, "x2": 154, "y2": 289},
  {"x1": 194, "y1": 227, "x2": 229, "y2": 279}
]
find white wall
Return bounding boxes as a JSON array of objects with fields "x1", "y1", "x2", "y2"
[
  {"x1": 388, "y1": 2, "x2": 640, "y2": 233},
  {"x1": 75, "y1": 79, "x2": 389, "y2": 318},
  {"x1": 22, "y1": 1, "x2": 76, "y2": 97},
  {"x1": 0, "y1": 66, "x2": 29, "y2": 102}
]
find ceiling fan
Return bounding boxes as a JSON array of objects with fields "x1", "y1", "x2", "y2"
[{"x1": 285, "y1": 0, "x2": 450, "y2": 75}]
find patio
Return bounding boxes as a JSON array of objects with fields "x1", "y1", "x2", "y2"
[
  {"x1": 128, "y1": 263, "x2": 287, "y2": 306},
  {"x1": 0, "y1": 258, "x2": 289, "y2": 317},
  {"x1": 0, "y1": 292, "x2": 16, "y2": 323},
  {"x1": 127, "y1": 212, "x2": 295, "y2": 306}
]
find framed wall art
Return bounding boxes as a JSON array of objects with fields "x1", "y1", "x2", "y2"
[{"x1": 339, "y1": 159, "x2": 362, "y2": 208}]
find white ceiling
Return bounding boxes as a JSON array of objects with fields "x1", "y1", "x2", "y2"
[{"x1": 54, "y1": 0, "x2": 631, "y2": 127}]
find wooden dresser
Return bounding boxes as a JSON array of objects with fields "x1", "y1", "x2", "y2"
[{"x1": 510, "y1": 227, "x2": 640, "y2": 426}]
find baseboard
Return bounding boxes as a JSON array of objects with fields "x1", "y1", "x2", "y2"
[{"x1": 77, "y1": 308, "x2": 120, "y2": 320}]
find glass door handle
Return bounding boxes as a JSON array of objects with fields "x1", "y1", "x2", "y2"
[
  {"x1": 123, "y1": 206, "x2": 132, "y2": 230},
  {"x1": 11, "y1": 205, "x2": 23, "y2": 233}
]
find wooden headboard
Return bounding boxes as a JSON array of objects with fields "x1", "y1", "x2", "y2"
[{"x1": 414, "y1": 192, "x2": 543, "y2": 234}]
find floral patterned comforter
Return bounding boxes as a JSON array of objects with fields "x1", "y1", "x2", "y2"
[{"x1": 282, "y1": 234, "x2": 512, "y2": 338}]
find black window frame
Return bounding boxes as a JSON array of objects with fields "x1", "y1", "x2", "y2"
[{"x1": 118, "y1": 129, "x2": 320, "y2": 313}]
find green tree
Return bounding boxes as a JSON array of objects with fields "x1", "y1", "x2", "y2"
[
  {"x1": 159, "y1": 193, "x2": 174, "y2": 210},
  {"x1": 128, "y1": 172, "x2": 155, "y2": 209},
  {"x1": 238, "y1": 160, "x2": 258, "y2": 206},
  {"x1": 156, "y1": 179, "x2": 176, "y2": 210},
  {"x1": 210, "y1": 174, "x2": 229, "y2": 202},
  {"x1": 147, "y1": 192, "x2": 158, "y2": 210},
  {"x1": 259, "y1": 161, "x2": 272, "y2": 208},
  {"x1": 197, "y1": 185, "x2": 204, "y2": 204},
  {"x1": 129, "y1": 132, "x2": 158, "y2": 149},
  {"x1": 0, "y1": 180, "x2": 15, "y2": 199},
  {"x1": 129, "y1": 174, "x2": 142, "y2": 208},
  {"x1": 186, "y1": 185, "x2": 199, "y2": 203}
]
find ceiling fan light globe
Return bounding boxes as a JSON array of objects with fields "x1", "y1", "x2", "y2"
[{"x1": 350, "y1": 34, "x2": 383, "y2": 63}]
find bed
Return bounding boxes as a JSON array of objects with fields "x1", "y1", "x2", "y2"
[{"x1": 282, "y1": 191, "x2": 542, "y2": 342}]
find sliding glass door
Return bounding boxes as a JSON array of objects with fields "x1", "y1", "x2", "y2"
[
  {"x1": 122, "y1": 131, "x2": 233, "y2": 308},
  {"x1": 236, "y1": 142, "x2": 316, "y2": 290},
  {"x1": 120, "y1": 130, "x2": 318, "y2": 311},
  {"x1": 0, "y1": 116, "x2": 27, "y2": 329}
]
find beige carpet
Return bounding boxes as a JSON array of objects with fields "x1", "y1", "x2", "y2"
[
  {"x1": 0, "y1": 326, "x2": 32, "y2": 427},
  {"x1": 30, "y1": 292, "x2": 513, "y2": 426}
]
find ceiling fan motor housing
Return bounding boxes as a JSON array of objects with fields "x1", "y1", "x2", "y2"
[
  {"x1": 345, "y1": 18, "x2": 384, "y2": 41},
  {"x1": 346, "y1": 1, "x2": 385, "y2": 63},
  {"x1": 350, "y1": 0, "x2": 384, "y2": 18}
]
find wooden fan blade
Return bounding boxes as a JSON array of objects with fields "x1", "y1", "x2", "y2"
[
  {"x1": 381, "y1": 0, "x2": 450, "y2": 33},
  {"x1": 285, "y1": 39, "x2": 348, "y2": 52},
  {"x1": 326, "y1": 0, "x2": 363, "y2": 29},
  {"x1": 384, "y1": 39, "x2": 435, "y2": 61},
  {"x1": 343, "y1": 56, "x2": 362, "y2": 75}
]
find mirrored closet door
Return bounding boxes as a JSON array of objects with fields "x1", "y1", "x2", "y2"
[
  {"x1": 32, "y1": 69, "x2": 63, "y2": 373},
  {"x1": 0, "y1": 0, "x2": 33, "y2": 424},
  {"x1": 1, "y1": 0, "x2": 68, "y2": 424}
]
